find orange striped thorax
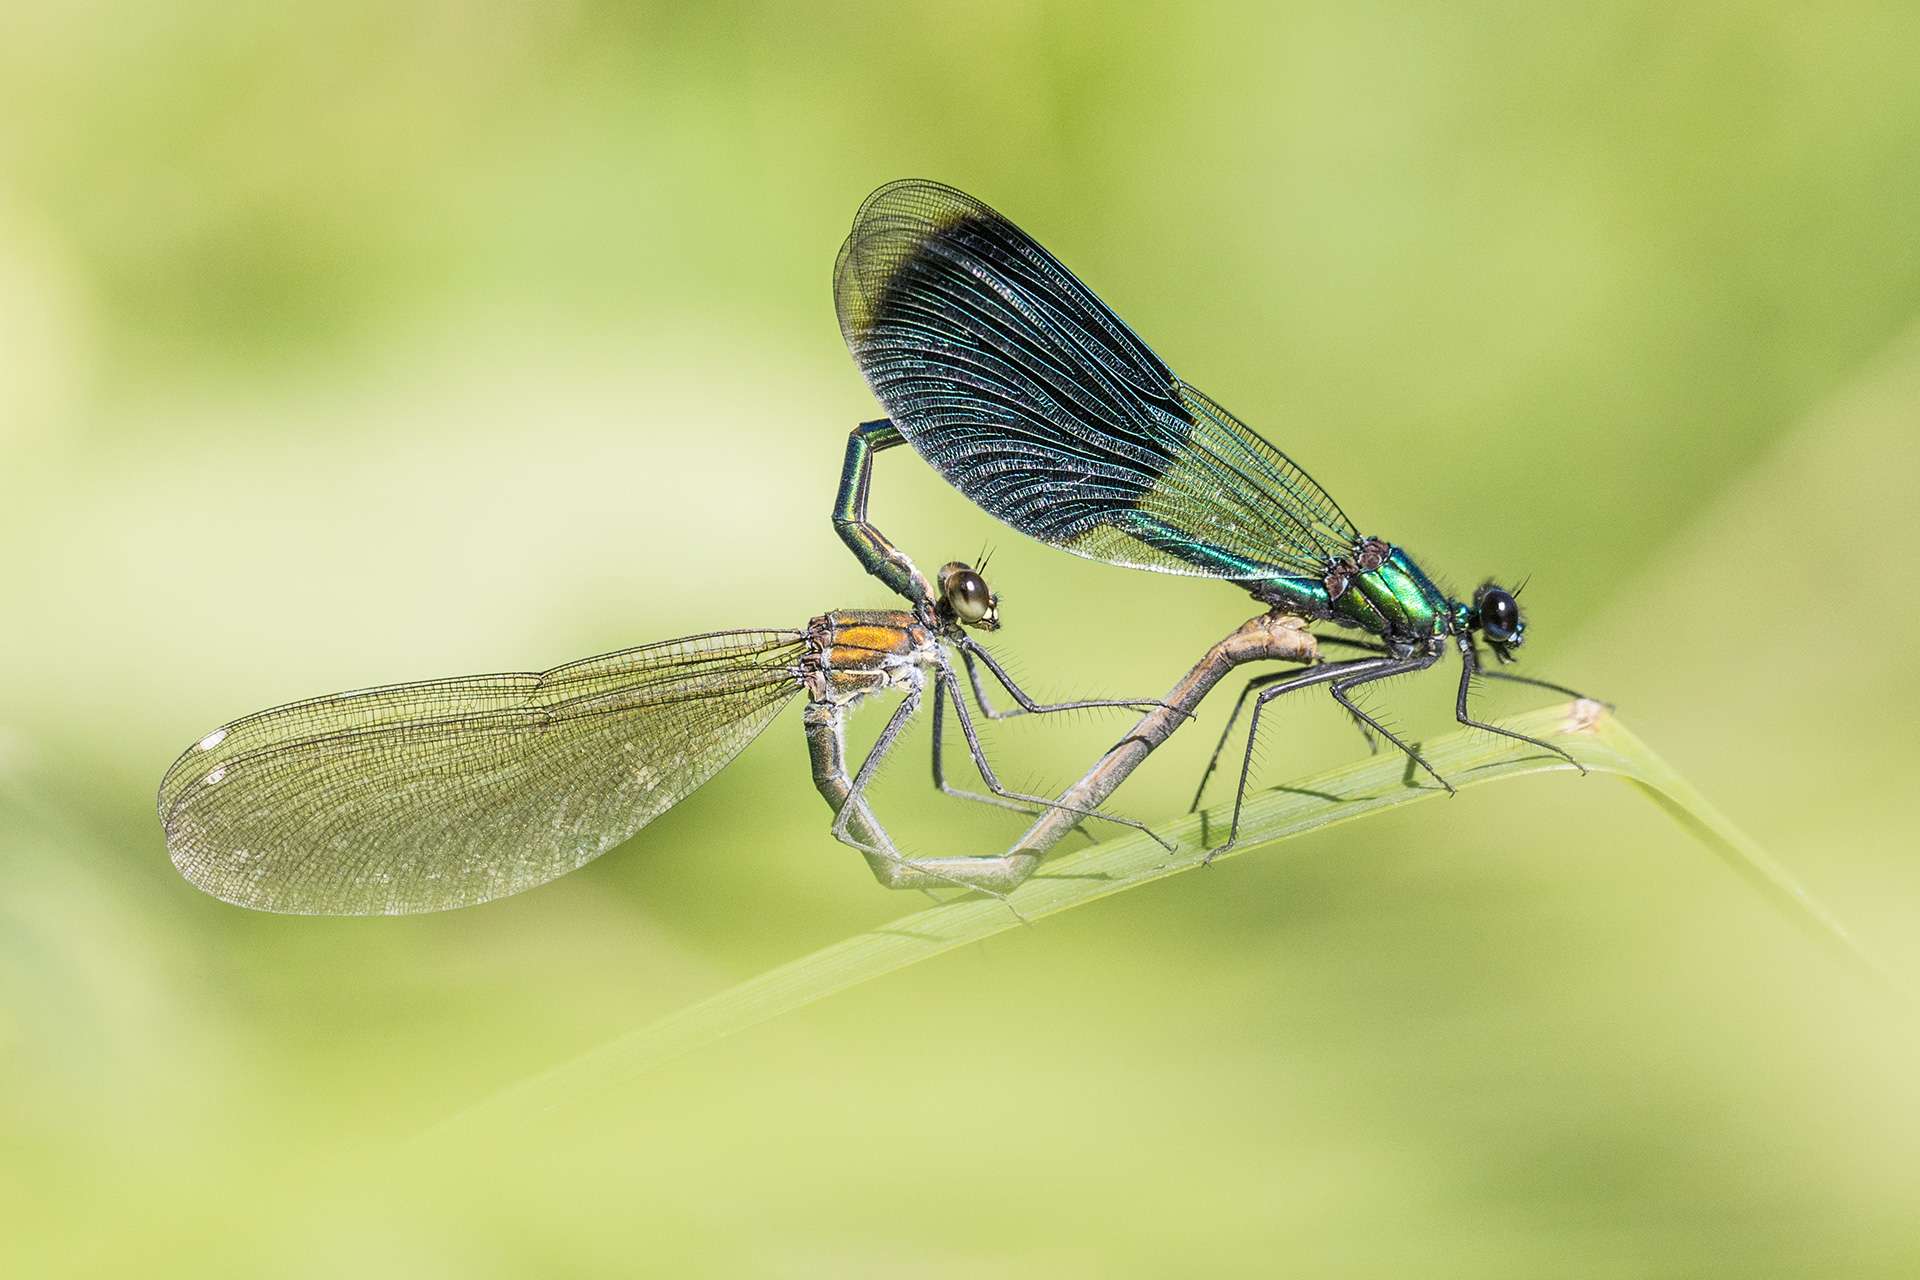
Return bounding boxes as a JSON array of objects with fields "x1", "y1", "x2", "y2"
[{"x1": 799, "y1": 610, "x2": 938, "y2": 704}]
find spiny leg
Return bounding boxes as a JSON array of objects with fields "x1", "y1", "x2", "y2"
[
  {"x1": 1342, "y1": 632, "x2": 1605, "y2": 709},
  {"x1": 1476, "y1": 665, "x2": 1609, "y2": 707},
  {"x1": 823, "y1": 687, "x2": 958, "y2": 881},
  {"x1": 960, "y1": 644, "x2": 1024, "y2": 720},
  {"x1": 1328, "y1": 653, "x2": 1452, "y2": 794},
  {"x1": 931, "y1": 671, "x2": 1113, "y2": 848},
  {"x1": 1413, "y1": 635, "x2": 1612, "y2": 708},
  {"x1": 1189, "y1": 662, "x2": 1396, "y2": 813},
  {"x1": 929, "y1": 669, "x2": 1049, "y2": 818},
  {"x1": 939, "y1": 664, "x2": 1174, "y2": 852},
  {"x1": 1267, "y1": 635, "x2": 1406, "y2": 752},
  {"x1": 1188, "y1": 667, "x2": 1310, "y2": 813},
  {"x1": 812, "y1": 687, "x2": 1086, "y2": 900},
  {"x1": 957, "y1": 636, "x2": 1175, "y2": 720},
  {"x1": 1207, "y1": 656, "x2": 1396, "y2": 860},
  {"x1": 950, "y1": 638, "x2": 1185, "y2": 847},
  {"x1": 1454, "y1": 639, "x2": 1588, "y2": 773},
  {"x1": 813, "y1": 691, "x2": 1031, "y2": 901}
]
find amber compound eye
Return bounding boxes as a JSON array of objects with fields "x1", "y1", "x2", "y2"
[
  {"x1": 1479, "y1": 587, "x2": 1520, "y2": 644},
  {"x1": 945, "y1": 569, "x2": 993, "y2": 623}
]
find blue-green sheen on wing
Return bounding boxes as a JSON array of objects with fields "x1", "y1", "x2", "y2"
[
  {"x1": 157, "y1": 631, "x2": 806, "y2": 915},
  {"x1": 835, "y1": 179, "x2": 1356, "y2": 582}
]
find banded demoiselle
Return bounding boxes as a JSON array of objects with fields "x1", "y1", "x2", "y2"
[
  {"x1": 832, "y1": 180, "x2": 1597, "y2": 853},
  {"x1": 157, "y1": 557, "x2": 1166, "y2": 912}
]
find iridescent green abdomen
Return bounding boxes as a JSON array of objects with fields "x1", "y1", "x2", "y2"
[{"x1": 1246, "y1": 574, "x2": 1334, "y2": 618}]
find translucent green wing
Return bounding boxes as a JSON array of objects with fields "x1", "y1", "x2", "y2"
[{"x1": 158, "y1": 631, "x2": 806, "y2": 915}]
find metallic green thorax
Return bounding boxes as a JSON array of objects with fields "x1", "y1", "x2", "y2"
[
  {"x1": 1329, "y1": 548, "x2": 1450, "y2": 640},
  {"x1": 1249, "y1": 544, "x2": 1454, "y2": 649}
]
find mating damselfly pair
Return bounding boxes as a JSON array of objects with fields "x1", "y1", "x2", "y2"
[{"x1": 159, "y1": 180, "x2": 1595, "y2": 914}]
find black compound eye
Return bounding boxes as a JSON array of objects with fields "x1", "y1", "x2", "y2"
[
  {"x1": 946, "y1": 570, "x2": 992, "y2": 623},
  {"x1": 1480, "y1": 588, "x2": 1519, "y2": 643}
]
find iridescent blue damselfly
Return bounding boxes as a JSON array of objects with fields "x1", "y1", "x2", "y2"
[{"x1": 832, "y1": 180, "x2": 1599, "y2": 855}]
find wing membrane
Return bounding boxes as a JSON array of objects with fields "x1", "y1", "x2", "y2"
[
  {"x1": 836, "y1": 180, "x2": 1358, "y2": 582},
  {"x1": 158, "y1": 630, "x2": 806, "y2": 915}
]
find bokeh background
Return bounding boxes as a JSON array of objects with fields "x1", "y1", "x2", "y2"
[{"x1": 6, "y1": 3, "x2": 1920, "y2": 1274}]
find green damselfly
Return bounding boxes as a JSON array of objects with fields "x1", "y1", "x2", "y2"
[{"x1": 158, "y1": 556, "x2": 1166, "y2": 912}]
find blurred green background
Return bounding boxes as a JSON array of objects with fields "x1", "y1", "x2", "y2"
[{"x1": 6, "y1": 3, "x2": 1920, "y2": 1274}]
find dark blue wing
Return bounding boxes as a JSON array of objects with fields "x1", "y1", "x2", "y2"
[{"x1": 835, "y1": 180, "x2": 1356, "y2": 581}]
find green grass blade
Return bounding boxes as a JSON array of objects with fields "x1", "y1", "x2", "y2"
[{"x1": 442, "y1": 704, "x2": 1887, "y2": 1134}]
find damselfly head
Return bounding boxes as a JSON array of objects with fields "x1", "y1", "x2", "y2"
[
  {"x1": 1472, "y1": 582, "x2": 1525, "y2": 658},
  {"x1": 937, "y1": 561, "x2": 1000, "y2": 631}
]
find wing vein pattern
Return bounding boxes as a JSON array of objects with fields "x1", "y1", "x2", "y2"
[
  {"x1": 835, "y1": 180, "x2": 1357, "y2": 583},
  {"x1": 158, "y1": 630, "x2": 806, "y2": 915}
]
